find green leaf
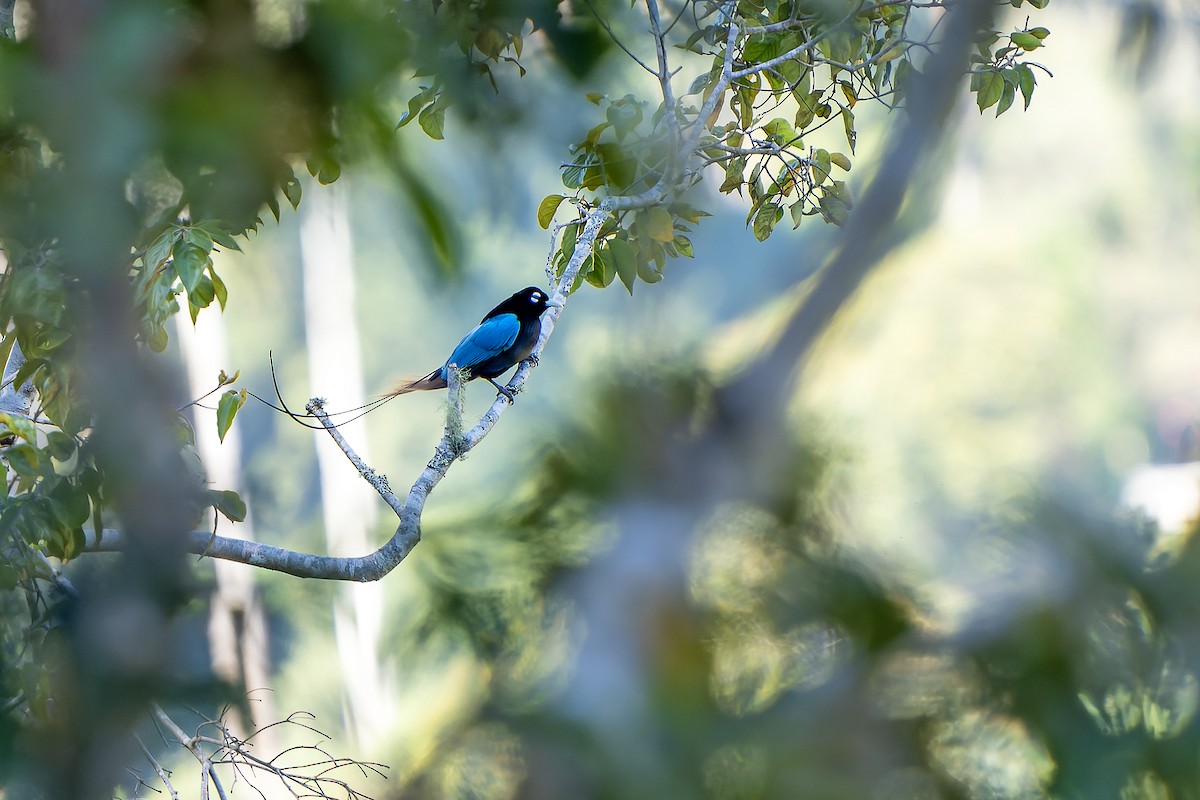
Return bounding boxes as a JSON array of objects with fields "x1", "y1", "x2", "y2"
[
  {"x1": 0, "y1": 412, "x2": 36, "y2": 444},
  {"x1": 996, "y1": 79, "x2": 1017, "y2": 116},
  {"x1": 606, "y1": 98, "x2": 643, "y2": 140},
  {"x1": 210, "y1": 489, "x2": 247, "y2": 523},
  {"x1": 670, "y1": 203, "x2": 710, "y2": 224},
  {"x1": 636, "y1": 257, "x2": 663, "y2": 284},
  {"x1": 282, "y1": 177, "x2": 302, "y2": 210},
  {"x1": 561, "y1": 221, "x2": 578, "y2": 266},
  {"x1": 189, "y1": 275, "x2": 216, "y2": 310},
  {"x1": 211, "y1": 270, "x2": 229, "y2": 311},
  {"x1": 5, "y1": 444, "x2": 40, "y2": 477},
  {"x1": 610, "y1": 236, "x2": 637, "y2": 294},
  {"x1": 810, "y1": 149, "x2": 832, "y2": 184},
  {"x1": 398, "y1": 86, "x2": 435, "y2": 128},
  {"x1": 195, "y1": 221, "x2": 242, "y2": 252},
  {"x1": 538, "y1": 195, "x2": 568, "y2": 229},
  {"x1": 0, "y1": 563, "x2": 18, "y2": 591},
  {"x1": 173, "y1": 241, "x2": 208, "y2": 293},
  {"x1": 562, "y1": 152, "x2": 598, "y2": 190},
  {"x1": 419, "y1": 103, "x2": 446, "y2": 140},
  {"x1": 762, "y1": 118, "x2": 800, "y2": 146},
  {"x1": 594, "y1": 142, "x2": 637, "y2": 189},
  {"x1": 0, "y1": 330, "x2": 15, "y2": 384},
  {"x1": 146, "y1": 323, "x2": 169, "y2": 352},
  {"x1": 1017, "y1": 63, "x2": 1037, "y2": 109},
  {"x1": 842, "y1": 107, "x2": 857, "y2": 153},
  {"x1": 976, "y1": 71, "x2": 1004, "y2": 112},
  {"x1": 586, "y1": 245, "x2": 616, "y2": 288},
  {"x1": 839, "y1": 80, "x2": 857, "y2": 108},
  {"x1": 216, "y1": 389, "x2": 245, "y2": 444},
  {"x1": 673, "y1": 235, "x2": 694, "y2": 258},
  {"x1": 818, "y1": 183, "x2": 853, "y2": 226},
  {"x1": 143, "y1": 230, "x2": 176, "y2": 272},
  {"x1": 184, "y1": 227, "x2": 214, "y2": 253},
  {"x1": 720, "y1": 157, "x2": 747, "y2": 193},
  {"x1": 790, "y1": 200, "x2": 806, "y2": 229},
  {"x1": 752, "y1": 204, "x2": 782, "y2": 241},
  {"x1": 639, "y1": 206, "x2": 675, "y2": 242},
  {"x1": 1010, "y1": 32, "x2": 1042, "y2": 51},
  {"x1": 829, "y1": 152, "x2": 852, "y2": 171},
  {"x1": 317, "y1": 159, "x2": 341, "y2": 185},
  {"x1": 46, "y1": 431, "x2": 76, "y2": 461},
  {"x1": 687, "y1": 70, "x2": 714, "y2": 95},
  {"x1": 50, "y1": 483, "x2": 90, "y2": 528},
  {"x1": 1028, "y1": 26, "x2": 1050, "y2": 40}
]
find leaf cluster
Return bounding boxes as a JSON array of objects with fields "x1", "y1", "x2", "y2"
[
  {"x1": 970, "y1": 12, "x2": 1051, "y2": 116},
  {"x1": 521, "y1": 0, "x2": 1052, "y2": 293}
]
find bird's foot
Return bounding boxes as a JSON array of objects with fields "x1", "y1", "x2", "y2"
[
  {"x1": 526, "y1": 354, "x2": 540, "y2": 367},
  {"x1": 487, "y1": 377, "x2": 516, "y2": 401}
]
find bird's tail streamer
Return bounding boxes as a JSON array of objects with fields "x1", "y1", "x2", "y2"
[{"x1": 243, "y1": 351, "x2": 403, "y2": 430}]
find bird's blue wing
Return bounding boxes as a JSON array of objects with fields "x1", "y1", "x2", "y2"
[{"x1": 444, "y1": 313, "x2": 520, "y2": 370}]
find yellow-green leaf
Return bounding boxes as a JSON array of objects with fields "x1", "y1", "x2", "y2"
[
  {"x1": 538, "y1": 194, "x2": 568, "y2": 229},
  {"x1": 640, "y1": 206, "x2": 675, "y2": 242},
  {"x1": 0, "y1": 412, "x2": 36, "y2": 444},
  {"x1": 1010, "y1": 32, "x2": 1042, "y2": 51},
  {"x1": 419, "y1": 103, "x2": 446, "y2": 140},
  {"x1": 216, "y1": 389, "x2": 246, "y2": 444},
  {"x1": 752, "y1": 204, "x2": 782, "y2": 241}
]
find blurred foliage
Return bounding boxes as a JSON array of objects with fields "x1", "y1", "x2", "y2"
[{"x1": 389, "y1": 365, "x2": 1200, "y2": 800}]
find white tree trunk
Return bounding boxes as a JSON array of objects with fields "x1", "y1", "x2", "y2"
[
  {"x1": 175, "y1": 305, "x2": 277, "y2": 744},
  {"x1": 299, "y1": 181, "x2": 393, "y2": 743}
]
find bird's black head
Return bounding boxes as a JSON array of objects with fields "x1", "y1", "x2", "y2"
[{"x1": 486, "y1": 286, "x2": 562, "y2": 322}]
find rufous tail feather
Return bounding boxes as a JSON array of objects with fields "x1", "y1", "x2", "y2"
[{"x1": 381, "y1": 370, "x2": 447, "y2": 397}]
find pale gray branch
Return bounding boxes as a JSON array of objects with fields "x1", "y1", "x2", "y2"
[{"x1": 0, "y1": 342, "x2": 36, "y2": 419}]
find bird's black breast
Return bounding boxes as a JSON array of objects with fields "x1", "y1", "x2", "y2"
[{"x1": 474, "y1": 317, "x2": 542, "y2": 379}]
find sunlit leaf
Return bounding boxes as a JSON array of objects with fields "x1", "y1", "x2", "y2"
[
  {"x1": 538, "y1": 195, "x2": 568, "y2": 229},
  {"x1": 640, "y1": 206, "x2": 675, "y2": 242},
  {"x1": 1010, "y1": 31, "x2": 1043, "y2": 51},
  {"x1": 419, "y1": 103, "x2": 446, "y2": 140},
  {"x1": 762, "y1": 118, "x2": 800, "y2": 146},
  {"x1": 673, "y1": 235, "x2": 694, "y2": 258},
  {"x1": 211, "y1": 269, "x2": 228, "y2": 311},
  {"x1": 216, "y1": 389, "x2": 246, "y2": 443},
  {"x1": 0, "y1": 412, "x2": 36, "y2": 444}
]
